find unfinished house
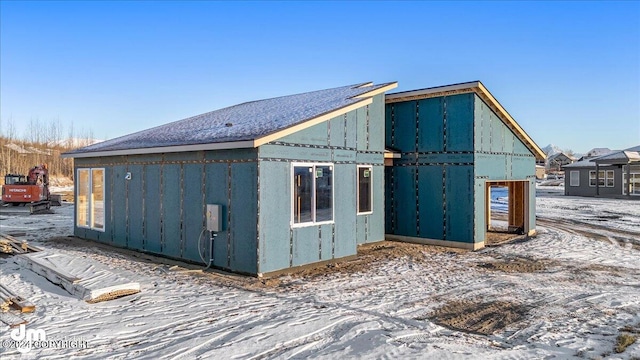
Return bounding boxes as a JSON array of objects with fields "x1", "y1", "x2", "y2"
[
  {"x1": 384, "y1": 81, "x2": 546, "y2": 250},
  {"x1": 62, "y1": 82, "x2": 397, "y2": 276}
]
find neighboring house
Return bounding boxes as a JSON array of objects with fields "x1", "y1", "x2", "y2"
[
  {"x1": 384, "y1": 81, "x2": 545, "y2": 250},
  {"x1": 62, "y1": 82, "x2": 397, "y2": 276},
  {"x1": 63, "y1": 80, "x2": 545, "y2": 275},
  {"x1": 578, "y1": 147, "x2": 612, "y2": 161},
  {"x1": 564, "y1": 145, "x2": 640, "y2": 198},
  {"x1": 546, "y1": 152, "x2": 575, "y2": 172},
  {"x1": 535, "y1": 165, "x2": 546, "y2": 180}
]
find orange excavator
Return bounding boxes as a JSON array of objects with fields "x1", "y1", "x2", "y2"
[{"x1": 2, "y1": 164, "x2": 51, "y2": 213}]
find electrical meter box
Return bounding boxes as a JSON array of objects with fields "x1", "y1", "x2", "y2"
[{"x1": 206, "y1": 204, "x2": 222, "y2": 232}]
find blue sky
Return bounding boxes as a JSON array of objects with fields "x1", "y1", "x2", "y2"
[{"x1": 1, "y1": 1, "x2": 638, "y2": 153}]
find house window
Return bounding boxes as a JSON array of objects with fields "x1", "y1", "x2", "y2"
[
  {"x1": 589, "y1": 170, "x2": 606, "y2": 187},
  {"x1": 357, "y1": 166, "x2": 373, "y2": 214},
  {"x1": 76, "y1": 168, "x2": 105, "y2": 231},
  {"x1": 569, "y1": 171, "x2": 580, "y2": 187},
  {"x1": 590, "y1": 170, "x2": 615, "y2": 187},
  {"x1": 292, "y1": 163, "x2": 333, "y2": 226},
  {"x1": 605, "y1": 170, "x2": 614, "y2": 187}
]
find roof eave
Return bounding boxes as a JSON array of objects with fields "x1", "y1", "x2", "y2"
[{"x1": 60, "y1": 140, "x2": 255, "y2": 159}]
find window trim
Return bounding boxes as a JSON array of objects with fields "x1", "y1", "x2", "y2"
[
  {"x1": 290, "y1": 162, "x2": 334, "y2": 228},
  {"x1": 569, "y1": 170, "x2": 580, "y2": 187},
  {"x1": 589, "y1": 170, "x2": 614, "y2": 188},
  {"x1": 357, "y1": 165, "x2": 373, "y2": 215},
  {"x1": 76, "y1": 167, "x2": 106, "y2": 232}
]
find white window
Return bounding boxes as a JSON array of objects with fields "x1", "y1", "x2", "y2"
[
  {"x1": 357, "y1": 166, "x2": 373, "y2": 214},
  {"x1": 605, "y1": 170, "x2": 614, "y2": 187},
  {"x1": 76, "y1": 168, "x2": 105, "y2": 231},
  {"x1": 292, "y1": 163, "x2": 333, "y2": 226},
  {"x1": 590, "y1": 170, "x2": 614, "y2": 187},
  {"x1": 569, "y1": 171, "x2": 580, "y2": 187}
]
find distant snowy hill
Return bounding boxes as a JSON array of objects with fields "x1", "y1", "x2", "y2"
[{"x1": 541, "y1": 144, "x2": 564, "y2": 156}]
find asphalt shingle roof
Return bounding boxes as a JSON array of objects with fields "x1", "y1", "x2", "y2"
[{"x1": 65, "y1": 82, "x2": 393, "y2": 156}]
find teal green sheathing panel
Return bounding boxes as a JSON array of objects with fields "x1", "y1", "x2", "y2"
[
  {"x1": 330, "y1": 114, "x2": 346, "y2": 148},
  {"x1": 369, "y1": 166, "x2": 385, "y2": 242},
  {"x1": 292, "y1": 226, "x2": 319, "y2": 266},
  {"x1": 333, "y1": 163, "x2": 357, "y2": 258},
  {"x1": 445, "y1": 94, "x2": 474, "y2": 152},
  {"x1": 204, "y1": 162, "x2": 230, "y2": 268},
  {"x1": 127, "y1": 164, "x2": 144, "y2": 250},
  {"x1": 356, "y1": 106, "x2": 367, "y2": 151},
  {"x1": 417, "y1": 165, "x2": 444, "y2": 239},
  {"x1": 112, "y1": 165, "x2": 128, "y2": 247},
  {"x1": 204, "y1": 148, "x2": 256, "y2": 161},
  {"x1": 345, "y1": 111, "x2": 357, "y2": 149},
  {"x1": 320, "y1": 224, "x2": 333, "y2": 260},
  {"x1": 230, "y1": 162, "x2": 257, "y2": 274},
  {"x1": 257, "y1": 160, "x2": 291, "y2": 274},
  {"x1": 445, "y1": 166, "x2": 474, "y2": 243},
  {"x1": 356, "y1": 215, "x2": 367, "y2": 245},
  {"x1": 259, "y1": 145, "x2": 332, "y2": 162},
  {"x1": 369, "y1": 94, "x2": 385, "y2": 152},
  {"x1": 417, "y1": 97, "x2": 444, "y2": 152},
  {"x1": 474, "y1": 178, "x2": 486, "y2": 244},
  {"x1": 394, "y1": 166, "x2": 418, "y2": 237},
  {"x1": 512, "y1": 156, "x2": 535, "y2": 178},
  {"x1": 279, "y1": 121, "x2": 328, "y2": 146},
  {"x1": 144, "y1": 165, "x2": 162, "y2": 253},
  {"x1": 182, "y1": 164, "x2": 205, "y2": 263},
  {"x1": 391, "y1": 102, "x2": 417, "y2": 152},
  {"x1": 384, "y1": 167, "x2": 394, "y2": 234},
  {"x1": 385, "y1": 104, "x2": 394, "y2": 147},
  {"x1": 513, "y1": 140, "x2": 531, "y2": 155},
  {"x1": 162, "y1": 164, "x2": 182, "y2": 257}
]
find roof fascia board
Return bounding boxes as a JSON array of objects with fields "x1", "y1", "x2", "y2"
[
  {"x1": 353, "y1": 82, "x2": 398, "y2": 99},
  {"x1": 385, "y1": 81, "x2": 479, "y2": 103},
  {"x1": 254, "y1": 97, "x2": 373, "y2": 147},
  {"x1": 61, "y1": 140, "x2": 255, "y2": 159},
  {"x1": 474, "y1": 82, "x2": 546, "y2": 161}
]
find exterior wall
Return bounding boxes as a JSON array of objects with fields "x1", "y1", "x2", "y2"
[
  {"x1": 385, "y1": 93, "x2": 537, "y2": 246},
  {"x1": 472, "y1": 94, "x2": 537, "y2": 241},
  {"x1": 564, "y1": 165, "x2": 623, "y2": 197},
  {"x1": 385, "y1": 93, "x2": 476, "y2": 245},
  {"x1": 257, "y1": 94, "x2": 386, "y2": 275},
  {"x1": 74, "y1": 148, "x2": 259, "y2": 275}
]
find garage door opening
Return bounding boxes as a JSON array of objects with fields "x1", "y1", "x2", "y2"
[{"x1": 485, "y1": 181, "x2": 530, "y2": 243}]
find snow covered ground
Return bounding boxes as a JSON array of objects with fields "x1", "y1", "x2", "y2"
[{"x1": 1, "y1": 189, "x2": 640, "y2": 359}]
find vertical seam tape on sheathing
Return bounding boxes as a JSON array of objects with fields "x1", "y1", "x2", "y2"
[
  {"x1": 201, "y1": 153, "x2": 207, "y2": 262},
  {"x1": 227, "y1": 163, "x2": 232, "y2": 268},
  {"x1": 256, "y1": 159, "x2": 260, "y2": 271},
  {"x1": 327, "y1": 116, "x2": 331, "y2": 147},
  {"x1": 289, "y1": 228, "x2": 294, "y2": 267},
  {"x1": 142, "y1": 164, "x2": 146, "y2": 250},
  {"x1": 179, "y1": 163, "x2": 185, "y2": 258},
  {"x1": 318, "y1": 227, "x2": 322, "y2": 260},
  {"x1": 366, "y1": 105, "x2": 370, "y2": 150},
  {"x1": 364, "y1": 216, "x2": 368, "y2": 244},
  {"x1": 110, "y1": 167, "x2": 115, "y2": 242},
  {"x1": 415, "y1": 101, "x2": 420, "y2": 237},
  {"x1": 159, "y1": 155, "x2": 164, "y2": 252},
  {"x1": 125, "y1": 161, "x2": 130, "y2": 247},
  {"x1": 442, "y1": 165, "x2": 447, "y2": 240},
  {"x1": 391, "y1": 105, "x2": 396, "y2": 147},
  {"x1": 391, "y1": 168, "x2": 396, "y2": 233},
  {"x1": 443, "y1": 98, "x2": 448, "y2": 152},
  {"x1": 343, "y1": 114, "x2": 347, "y2": 148},
  {"x1": 331, "y1": 223, "x2": 335, "y2": 259}
]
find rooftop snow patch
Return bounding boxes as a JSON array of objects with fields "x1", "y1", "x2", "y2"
[{"x1": 63, "y1": 82, "x2": 396, "y2": 157}]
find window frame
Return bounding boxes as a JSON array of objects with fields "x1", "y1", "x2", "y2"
[
  {"x1": 605, "y1": 170, "x2": 614, "y2": 187},
  {"x1": 76, "y1": 167, "x2": 106, "y2": 232},
  {"x1": 291, "y1": 162, "x2": 334, "y2": 227},
  {"x1": 569, "y1": 170, "x2": 580, "y2": 187},
  {"x1": 357, "y1": 165, "x2": 373, "y2": 215}
]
